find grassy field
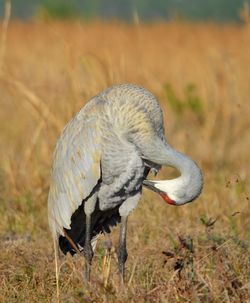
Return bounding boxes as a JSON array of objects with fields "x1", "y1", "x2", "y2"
[{"x1": 0, "y1": 21, "x2": 250, "y2": 302}]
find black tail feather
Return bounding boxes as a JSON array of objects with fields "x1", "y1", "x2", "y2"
[{"x1": 59, "y1": 201, "x2": 121, "y2": 255}]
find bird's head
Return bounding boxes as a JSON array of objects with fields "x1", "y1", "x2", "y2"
[{"x1": 143, "y1": 162, "x2": 203, "y2": 206}]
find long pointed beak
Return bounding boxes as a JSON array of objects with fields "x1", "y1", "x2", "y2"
[
  {"x1": 143, "y1": 180, "x2": 160, "y2": 193},
  {"x1": 143, "y1": 180, "x2": 176, "y2": 205}
]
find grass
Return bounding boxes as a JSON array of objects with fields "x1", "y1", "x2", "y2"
[{"x1": 0, "y1": 20, "x2": 250, "y2": 302}]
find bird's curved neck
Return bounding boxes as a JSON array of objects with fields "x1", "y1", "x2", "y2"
[
  {"x1": 145, "y1": 138, "x2": 192, "y2": 173},
  {"x1": 142, "y1": 138, "x2": 203, "y2": 204}
]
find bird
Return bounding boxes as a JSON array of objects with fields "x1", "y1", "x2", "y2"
[{"x1": 48, "y1": 83, "x2": 203, "y2": 282}]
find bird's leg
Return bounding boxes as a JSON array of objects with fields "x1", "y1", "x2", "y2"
[
  {"x1": 118, "y1": 215, "x2": 128, "y2": 284},
  {"x1": 83, "y1": 214, "x2": 93, "y2": 282}
]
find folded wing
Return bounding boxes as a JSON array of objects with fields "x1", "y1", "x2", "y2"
[{"x1": 48, "y1": 107, "x2": 101, "y2": 239}]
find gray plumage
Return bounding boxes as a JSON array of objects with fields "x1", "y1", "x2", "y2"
[
  {"x1": 48, "y1": 83, "x2": 203, "y2": 281},
  {"x1": 48, "y1": 84, "x2": 163, "y2": 237}
]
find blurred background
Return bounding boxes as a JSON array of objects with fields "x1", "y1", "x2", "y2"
[
  {"x1": 0, "y1": 1, "x2": 250, "y2": 302},
  {"x1": 0, "y1": 0, "x2": 246, "y2": 22}
]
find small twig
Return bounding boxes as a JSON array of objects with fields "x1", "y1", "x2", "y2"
[
  {"x1": 128, "y1": 259, "x2": 138, "y2": 287},
  {"x1": 63, "y1": 229, "x2": 81, "y2": 254},
  {"x1": 146, "y1": 285, "x2": 161, "y2": 295},
  {"x1": 231, "y1": 211, "x2": 240, "y2": 217},
  {"x1": 103, "y1": 250, "x2": 112, "y2": 288},
  {"x1": 196, "y1": 239, "x2": 231, "y2": 265},
  {"x1": 53, "y1": 236, "x2": 60, "y2": 303}
]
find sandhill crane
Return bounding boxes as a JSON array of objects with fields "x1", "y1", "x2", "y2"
[{"x1": 48, "y1": 84, "x2": 203, "y2": 282}]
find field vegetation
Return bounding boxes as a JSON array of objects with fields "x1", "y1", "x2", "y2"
[{"x1": 0, "y1": 20, "x2": 250, "y2": 302}]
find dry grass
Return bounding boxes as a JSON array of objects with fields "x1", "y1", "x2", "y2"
[{"x1": 0, "y1": 21, "x2": 249, "y2": 302}]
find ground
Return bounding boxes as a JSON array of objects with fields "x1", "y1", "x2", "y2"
[{"x1": 0, "y1": 21, "x2": 249, "y2": 302}]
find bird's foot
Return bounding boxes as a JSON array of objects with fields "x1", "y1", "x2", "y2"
[
  {"x1": 117, "y1": 244, "x2": 127, "y2": 284},
  {"x1": 83, "y1": 242, "x2": 93, "y2": 282}
]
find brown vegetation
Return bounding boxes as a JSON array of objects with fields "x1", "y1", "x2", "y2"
[{"x1": 0, "y1": 21, "x2": 249, "y2": 302}]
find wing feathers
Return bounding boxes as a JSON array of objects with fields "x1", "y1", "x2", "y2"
[{"x1": 48, "y1": 105, "x2": 101, "y2": 238}]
